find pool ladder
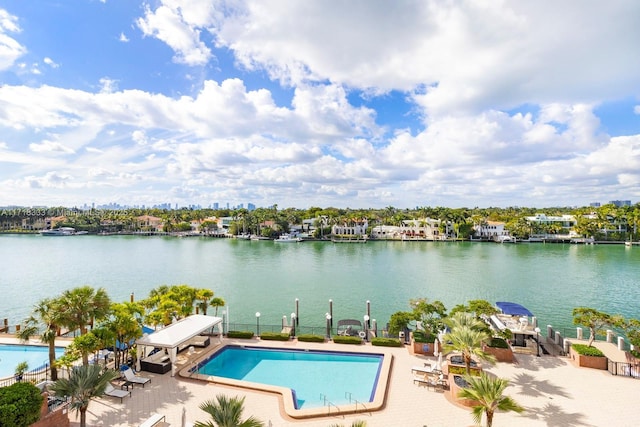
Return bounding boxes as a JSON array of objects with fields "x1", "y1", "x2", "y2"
[
  {"x1": 319, "y1": 394, "x2": 341, "y2": 416},
  {"x1": 345, "y1": 392, "x2": 371, "y2": 416}
]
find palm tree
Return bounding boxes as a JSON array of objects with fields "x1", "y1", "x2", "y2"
[
  {"x1": 330, "y1": 421, "x2": 367, "y2": 427},
  {"x1": 210, "y1": 297, "x2": 226, "y2": 316},
  {"x1": 60, "y1": 286, "x2": 111, "y2": 335},
  {"x1": 443, "y1": 325, "x2": 496, "y2": 375},
  {"x1": 50, "y1": 364, "x2": 119, "y2": 427},
  {"x1": 196, "y1": 288, "x2": 215, "y2": 315},
  {"x1": 457, "y1": 373, "x2": 524, "y2": 427},
  {"x1": 17, "y1": 297, "x2": 65, "y2": 380},
  {"x1": 194, "y1": 394, "x2": 264, "y2": 427},
  {"x1": 103, "y1": 302, "x2": 144, "y2": 368}
]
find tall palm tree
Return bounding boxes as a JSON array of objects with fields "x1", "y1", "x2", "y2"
[
  {"x1": 457, "y1": 373, "x2": 524, "y2": 427},
  {"x1": 60, "y1": 286, "x2": 111, "y2": 335},
  {"x1": 50, "y1": 364, "x2": 119, "y2": 427},
  {"x1": 443, "y1": 325, "x2": 496, "y2": 375},
  {"x1": 195, "y1": 394, "x2": 264, "y2": 427},
  {"x1": 17, "y1": 297, "x2": 65, "y2": 380}
]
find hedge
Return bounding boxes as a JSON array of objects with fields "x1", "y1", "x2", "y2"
[
  {"x1": 412, "y1": 330, "x2": 436, "y2": 343},
  {"x1": 371, "y1": 337, "x2": 403, "y2": 347},
  {"x1": 227, "y1": 330, "x2": 254, "y2": 339},
  {"x1": 260, "y1": 332, "x2": 291, "y2": 341},
  {"x1": 571, "y1": 343, "x2": 605, "y2": 357},
  {"x1": 487, "y1": 337, "x2": 509, "y2": 349},
  {"x1": 297, "y1": 334, "x2": 325, "y2": 343},
  {"x1": 448, "y1": 365, "x2": 482, "y2": 376},
  {"x1": 0, "y1": 382, "x2": 43, "y2": 427},
  {"x1": 332, "y1": 335, "x2": 363, "y2": 345}
]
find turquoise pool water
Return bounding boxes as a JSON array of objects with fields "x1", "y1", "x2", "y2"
[
  {"x1": 0, "y1": 345, "x2": 65, "y2": 378},
  {"x1": 197, "y1": 346, "x2": 383, "y2": 409}
]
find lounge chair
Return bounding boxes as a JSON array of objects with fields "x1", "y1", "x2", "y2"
[
  {"x1": 104, "y1": 383, "x2": 131, "y2": 403},
  {"x1": 123, "y1": 368, "x2": 152, "y2": 387}
]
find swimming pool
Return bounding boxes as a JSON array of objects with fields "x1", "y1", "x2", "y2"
[
  {"x1": 195, "y1": 346, "x2": 385, "y2": 411},
  {"x1": 0, "y1": 344, "x2": 65, "y2": 378}
]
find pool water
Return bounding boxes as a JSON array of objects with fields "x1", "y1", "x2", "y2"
[
  {"x1": 0, "y1": 344, "x2": 65, "y2": 378},
  {"x1": 197, "y1": 346, "x2": 383, "y2": 409}
]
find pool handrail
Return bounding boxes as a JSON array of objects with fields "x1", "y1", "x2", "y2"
[{"x1": 345, "y1": 392, "x2": 371, "y2": 416}]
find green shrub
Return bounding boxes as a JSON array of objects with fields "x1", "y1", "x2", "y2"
[
  {"x1": 0, "y1": 382, "x2": 43, "y2": 427},
  {"x1": 260, "y1": 332, "x2": 291, "y2": 341},
  {"x1": 571, "y1": 343, "x2": 605, "y2": 357},
  {"x1": 297, "y1": 334, "x2": 325, "y2": 343},
  {"x1": 412, "y1": 330, "x2": 436, "y2": 343},
  {"x1": 227, "y1": 330, "x2": 254, "y2": 339},
  {"x1": 332, "y1": 335, "x2": 363, "y2": 345},
  {"x1": 371, "y1": 337, "x2": 403, "y2": 347},
  {"x1": 448, "y1": 365, "x2": 481, "y2": 376},
  {"x1": 487, "y1": 337, "x2": 509, "y2": 348},
  {"x1": 630, "y1": 349, "x2": 640, "y2": 360}
]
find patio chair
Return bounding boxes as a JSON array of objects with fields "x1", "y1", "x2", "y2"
[
  {"x1": 104, "y1": 383, "x2": 131, "y2": 403},
  {"x1": 123, "y1": 367, "x2": 152, "y2": 387}
]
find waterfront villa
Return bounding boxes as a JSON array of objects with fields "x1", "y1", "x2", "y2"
[
  {"x1": 331, "y1": 218, "x2": 368, "y2": 237},
  {"x1": 136, "y1": 215, "x2": 164, "y2": 232},
  {"x1": 473, "y1": 220, "x2": 511, "y2": 241},
  {"x1": 370, "y1": 218, "x2": 446, "y2": 240}
]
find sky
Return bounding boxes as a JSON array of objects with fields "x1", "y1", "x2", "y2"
[{"x1": 0, "y1": 1, "x2": 639, "y2": 210}]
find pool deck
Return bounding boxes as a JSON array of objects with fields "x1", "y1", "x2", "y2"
[{"x1": 46, "y1": 337, "x2": 640, "y2": 427}]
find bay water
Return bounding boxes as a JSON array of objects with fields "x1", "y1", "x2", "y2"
[{"x1": 2, "y1": 235, "x2": 639, "y2": 335}]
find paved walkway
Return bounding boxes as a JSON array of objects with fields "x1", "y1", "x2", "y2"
[{"x1": 77, "y1": 338, "x2": 640, "y2": 427}]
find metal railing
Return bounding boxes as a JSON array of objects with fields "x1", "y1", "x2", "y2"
[
  {"x1": 345, "y1": 392, "x2": 371, "y2": 415},
  {"x1": 320, "y1": 393, "x2": 342, "y2": 416},
  {"x1": 0, "y1": 363, "x2": 52, "y2": 388},
  {"x1": 607, "y1": 360, "x2": 640, "y2": 379}
]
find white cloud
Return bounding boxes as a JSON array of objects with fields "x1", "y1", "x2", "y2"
[
  {"x1": 43, "y1": 57, "x2": 59, "y2": 68},
  {"x1": 1, "y1": 2, "x2": 639, "y2": 208},
  {"x1": 0, "y1": 9, "x2": 25, "y2": 70},
  {"x1": 137, "y1": 3, "x2": 212, "y2": 66},
  {"x1": 29, "y1": 139, "x2": 75, "y2": 154}
]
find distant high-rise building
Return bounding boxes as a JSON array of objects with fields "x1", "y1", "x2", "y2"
[
  {"x1": 590, "y1": 202, "x2": 601, "y2": 207},
  {"x1": 609, "y1": 200, "x2": 631, "y2": 207},
  {"x1": 248, "y1": 203, "x2": 256, "y2": 211},
  {"x1": 212, "y1": 202, "x2": 219, "y2": 210}
]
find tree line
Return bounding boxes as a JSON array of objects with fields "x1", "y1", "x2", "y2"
[{"x1": 4, "y1": 202, "x2": 640, "y2": 240}]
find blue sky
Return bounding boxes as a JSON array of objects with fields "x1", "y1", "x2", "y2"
[{"x1": 0, "y1": 1, "x2": 639, "y2": 209}]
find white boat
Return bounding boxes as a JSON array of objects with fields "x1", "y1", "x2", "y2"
[
  {"x1": 250, "y1": 235, "x2": 271, "y2": 241},
  {"x1": 40, "y1": 227, "x2": 81, "y2": 236},
  {"x1": 625, "y1": 241, "x2": 632, "y2": 247},
  {"x1": 274, "y1": 234, "x2": 302, "y2": 243}
]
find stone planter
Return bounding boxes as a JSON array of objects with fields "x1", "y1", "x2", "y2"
[
  {"x1": 569, "y1": 346, "x2": 607, "y2": 370},
  {"x1": 483, "y1": 343, "x2": 514, "y2": 363},
  {"x1": 447, "y1": 375, "x2": 478, "y2": 408}
]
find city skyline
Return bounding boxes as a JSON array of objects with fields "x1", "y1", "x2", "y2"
[{"x1": 0, "y1": 2, "x2": 639, "y2": 209}]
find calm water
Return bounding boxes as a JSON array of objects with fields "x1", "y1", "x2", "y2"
[
  {"x1": 197, "y1": 346, "x2": 381, "y2": 408},
  {"x1": 1, "y1": 235, "x2": 639, "y2": 333},
  {"x1": 0, "y1": 345, "x2": 65, "y2": 378}
]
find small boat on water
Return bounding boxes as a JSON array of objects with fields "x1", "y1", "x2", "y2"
[
  {"x1": 250, "y1": 235, "x2": 271, "y2": 241},
  {"x1": 274, "y1": 233, "x2": 302, "y2": 243},
  {"x1": 40, "y1": 227, "x2": 87, "y2": 236},
  {"x1": 625, "y1": 241, "x2": 633, "y2": 247}
]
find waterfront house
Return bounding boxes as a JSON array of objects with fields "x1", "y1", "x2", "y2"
[
  {"x1": 331, "y1": 218, "x2": 368, "y2": 237},
  {"x1": 474, "y1": 220, "x2": 511, "y2": 240},
  {"x1": 136, "y1": 215, "x2": 164, "y2": 232},
  {"x1": 370, "y1": 218, "x2": 445, "y2": 240}
]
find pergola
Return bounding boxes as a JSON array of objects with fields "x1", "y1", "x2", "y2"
[{"x1": 135, "y1": 314, "x2": 223, "y2": 376}]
